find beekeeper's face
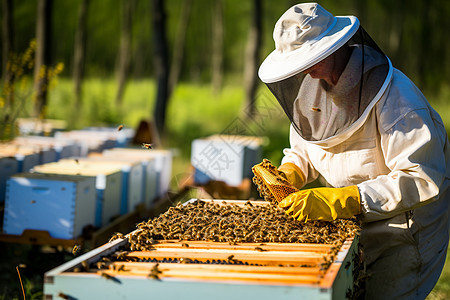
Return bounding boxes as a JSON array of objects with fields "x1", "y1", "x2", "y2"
[{"x1": 302, "y1": 54, "x2": 335, "y2": 80}]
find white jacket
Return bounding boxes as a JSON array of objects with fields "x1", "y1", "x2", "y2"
[{"x1": 282, "y1": 68, "x2": 450, "y2": 298}]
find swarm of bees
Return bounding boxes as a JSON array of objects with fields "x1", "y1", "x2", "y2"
[
  {"x1": 251, "y1": 159, "x2": 299, "y2": 205},
  {"x1": 126, "y1": 200, "x2": 360, "y2": 252}
]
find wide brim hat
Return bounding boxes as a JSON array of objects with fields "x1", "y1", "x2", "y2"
[{"x1": 259, "y1": 3, "x2": 359, "y2": 83}]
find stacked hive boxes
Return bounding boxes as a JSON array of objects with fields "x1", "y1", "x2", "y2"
[
  {"x1": 2, "y1": 148, "x2": 172, "y2": 240},
  {"x1": 102, "y1": 148, "x2": 172, "y2": 208}
]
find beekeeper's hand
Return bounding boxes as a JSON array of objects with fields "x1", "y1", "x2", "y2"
[
  {"x1": 278, "y1": 162, "x2": 305, "y2": 189},
  {"x1": 278, "y1": 186, "x2": 361, "y2": 222}
]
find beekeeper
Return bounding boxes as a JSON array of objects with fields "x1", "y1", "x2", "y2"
[{"x1": 258, "y1": 3, "x2": 450, "y2": 299}]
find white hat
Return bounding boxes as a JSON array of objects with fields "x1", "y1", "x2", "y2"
[{"x1": 259, "y1": 3, "x2": 359, "y2": 83}]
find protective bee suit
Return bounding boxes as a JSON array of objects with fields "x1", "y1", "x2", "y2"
[{"x1": 258, "y1": 3, "x2": 450, "y2": 299}]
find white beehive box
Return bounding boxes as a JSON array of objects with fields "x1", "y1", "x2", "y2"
[
  {"x1": 191, "y1": 135, "x2": 263, "y2": 186},
  {"x1": 11, "y1": 136, "x2": 81, "y2": 161},
  {"x1": 102, "y1": 148, "x2": 172, "y2": 205},
  {"x1": 15, "y1": 118, "x2": 67, "y2": 136},
  {"x1": 43, "y1": 200, "x2": 359, "y2": 299},
  {"x1": 3, "y1": 173, "x2": 96, "y2": 239},
  {"x1": 83, "y1": 126, "x2": 135, "y2": 148},
  {"x1": 0, "y1": 145, "x2": 40, "y2": 172},
  {"x1": 60, "y1": 157, "x2": 144, "y2": 214},
  {"x1": 33, "y1": 162, "x2": 122, "y2": 227}
]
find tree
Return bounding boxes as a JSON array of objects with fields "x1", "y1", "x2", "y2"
[
  {"x1": 33, "y1": 0, "x2": 53, "y2": 118},
  {"x1": 168, "y1": 0, "x2": 192, "y2": 97},
  {"x1": 115, "y1": 0, "x2": 133, "y2": 105},
  {"x1": 2, "y1": 0, "x2": 14, "y2": 107},
  {"x1": 1, "y1": 0, "x2": 14, "y2": 81},
  {"x1": 211, "y1": 0, "x2": 224, "y2": 94},
  {"x1": 243, "y1": 0, "x2": 262, "y2": 118},
  {"x1": 73, "y1": 0, "x2": 89, "y2": 111},
  {"x1": 152, "y1": 0, "x2": 170, "y2": 138}
]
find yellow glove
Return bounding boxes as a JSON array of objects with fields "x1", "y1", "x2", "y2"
[
  {"x1": 278, "y1": 186, "x2": 361, "y2": 222},
  {"x1": 278, "y1": 162, "x2": 305, "y2": 189}
]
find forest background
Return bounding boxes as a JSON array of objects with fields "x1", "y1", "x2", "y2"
[{"x1": 1, "y1": 0, "x2": 450, "y2": 298}]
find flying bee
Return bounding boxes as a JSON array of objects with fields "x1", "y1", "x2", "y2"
[
  {"x1": 72, "y1": 244, "x2": 81, "y2": 255},
  {"x1": 142, "y1": 143, "x2": 154, "y2": 149},
  {"x1": 74, "y1": 159, "x2": 79, "y2": 164},
  {"x1": 117, "y1": 124, "x2": 124, "y2": 131}
]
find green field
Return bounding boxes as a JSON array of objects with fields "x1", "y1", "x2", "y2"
[{"x1": 3, "y1": 78, "x2": 450, "y2": 298}]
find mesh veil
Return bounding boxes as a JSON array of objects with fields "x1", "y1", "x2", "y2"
[{"x1": 266, "y1": 26, "x2": 390, "y2": 141}]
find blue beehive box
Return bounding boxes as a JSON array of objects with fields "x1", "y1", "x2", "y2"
[
  {"x1": 3, "y1": 173, "x2": 96, "y2": 240},
  {"x1": 33, "y1": 162, "x2": 122, "y2": 228},
  {"x1": 102, "y1": 148, "x2": 171, "y2": 206},
  {"x1": 0, "y1": 157, "x2": 19, "y2": 203},
  {"x1": 61, "y1": 157, "x2": 144, "y2": 215}
]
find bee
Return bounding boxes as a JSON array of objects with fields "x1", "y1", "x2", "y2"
[
  {"x1": 254, "y1": 247, "x2": 267, "y2": 252},
  {"x1": 109, "y1": 232, "x2": 124, "y2": 243},
  {"x1": 181, "y1": 243, "x2": 189, "y2": 248},
  {"x1": 57, "y1": 293, "x2": 71, "y2": 300},
  {"x1": 142, "y1": 143, "x2": 154, "y2": 149},
  {"x1": 117, "y1": 264, "x2": 126, "y2": 272},
  {"x1": 74, "y1": 159, "x2": 79, "y2": 164},
  {"x1": 81, "y1": 260, "x2": 89, "y2": 271},
  {"x1": 72, "y1": 244, "x2": 81, "y2": 255},
  {"x1": 311, "y1": 107, "x2": 321, "y2": 112},
  {"x1": 114, "y1": 251, "x2": 128, "y2": 260},
  {"x1": 100, "y1": 272, "x2": 121, "y2": 283},
  {"x1": 96, "y1": 261, "x2": 106, "y2": 269},
  {"x1": 148, "y1": 263, "x2": 162, "y2": 280},
  {"x1": 117, "y1": 124, "x2": 124, "y2": 131},
  {"x1": 227, "y1": 254, "x2": 235, "y2": 261}
]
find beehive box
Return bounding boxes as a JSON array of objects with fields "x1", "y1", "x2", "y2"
[
  {"x1": 11, "y1": 136, "x2": 81, "y2": 162},
  {"x1": 191, "y1": 135, "x2": 263, "y2": 186},
  {"x1": 33, "y1": 162, "x2": 123, "y2": 227},
  {"x1": 15, "y1": 117, "x2": 67, "y2": 136},
  {"x1": 2, "y1": 173, "x2": 96, "y2": 239},
  {"x1": 43, "y1": 199, "x2": 359, "y2": 299},
  {"x1": 60, "y1": 157, "x2": 144, "y2": 214},
  {"x1": 0, "y1": 145, "x2": 40, "y2": 172},
  {"x1": 102, "y1": 148, "x2": 172, "y2": 203},
  {"x1": 87, "y1": 153, "x2": 158, "y2": 209},
  {"x1": 83, "y1": 126, "x2": 135, "y2": 148},
  {"x1": 54, "y1": 129, "x2": 127, "y2": 156},
  {"x1": 0, "y1": 157, "x2": 19, "y2": 203}
]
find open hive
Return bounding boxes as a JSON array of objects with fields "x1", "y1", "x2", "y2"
[{"x1": 44, "y1": 200, "x2": 361, "y2": 300}]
